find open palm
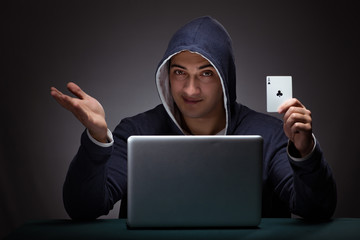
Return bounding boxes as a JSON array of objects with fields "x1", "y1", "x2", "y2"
[{"x1": 50, "y1": 82, "x2": 108, "y2": 143}]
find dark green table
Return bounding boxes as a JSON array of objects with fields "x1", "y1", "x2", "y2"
[{"x1": 5, "y1": 218, "x2": 360, "y2": 240}]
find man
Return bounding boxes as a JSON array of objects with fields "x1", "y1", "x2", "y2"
[{"x1": 51, "y1": 16, "x2": 336, "y2": 220}]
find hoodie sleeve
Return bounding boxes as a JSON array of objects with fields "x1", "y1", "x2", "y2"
[
  {"x1": 287, "y1": 142, "x2": 337, "y2": 219},
  {"x1": 265, "y1": 125, "x2": 337, "y2": 220},
  {"x1": 63, "y1": 129, "x2": 114, "y2": 220},
  {"x1": 63, "y1": 122, "x2": 131, "y2": 220},
  {"x1": 62, "y1": 105, "x2": 175, "y2": 220}
]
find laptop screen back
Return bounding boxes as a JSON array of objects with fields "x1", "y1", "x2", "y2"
[{"x1": 127, "y1": 135, "x2": 263, "y2": 228}]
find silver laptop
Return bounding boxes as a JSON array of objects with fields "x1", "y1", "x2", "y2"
[{"x1": 127, "y1": 135, "x2": 263, "y2": 228}]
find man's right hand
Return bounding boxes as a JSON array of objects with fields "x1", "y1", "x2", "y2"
[{"x1": 50, "y1": 82, "x2": 109, "y2": 143}]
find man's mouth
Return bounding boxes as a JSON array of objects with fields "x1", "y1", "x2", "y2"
[{"x1": 182, "y1": 96, "x2": 202, "y2": 104}]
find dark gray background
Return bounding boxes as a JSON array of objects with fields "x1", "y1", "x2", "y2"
[{"x1": 2, "y1": 0, "x2": 359, "y2": 238}]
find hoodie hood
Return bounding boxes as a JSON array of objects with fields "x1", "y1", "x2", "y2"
[{"x1": 155, "y1": 16, "x2": 237, "y2": 135}]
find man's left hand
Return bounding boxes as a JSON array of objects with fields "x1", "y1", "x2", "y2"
[{"x1": 278, "y1": 98, "x2": 314, "y2": 157}]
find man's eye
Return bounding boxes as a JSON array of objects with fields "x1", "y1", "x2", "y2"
[
  {"x1": 202, "y1": 71, "x2": 213, "y2": 77},
  {"x1": 174, "y1": 70, "x2": 184, "y2": 75}
]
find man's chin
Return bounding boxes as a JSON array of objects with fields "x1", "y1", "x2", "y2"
[{"x1": 180, "y1": 110, "x2": 206, "y2": 120}]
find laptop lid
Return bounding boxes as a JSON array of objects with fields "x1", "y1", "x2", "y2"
[{"x1": 127, "y1": 135, "x2": 263, "y2": 228}]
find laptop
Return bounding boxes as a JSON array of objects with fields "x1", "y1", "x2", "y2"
[{"x1": 127, "y1": 135, "x2": 263, "y2": 228}]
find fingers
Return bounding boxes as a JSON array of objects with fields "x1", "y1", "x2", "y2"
[
  {"x1": 277, "y1": 98, "x2": 304, "y2": 114},
  {"x1": 50, "y1": 82, "x2": 88, "y2": 105},
  {"x1": 278, "y1": 98, "x2": 312, "y2": 131},
  {"x1": 282, "y1": 99, "x2": 312, "y2": 133},
  {"x1": 285, "y1": 111, "x2": 312, "y2": 135},
  {"x1": 66, "y1": 82, "x2": 88, "y2": 99},
  {"x1": 50, "y1": 86, "x2": 67, "y2": 106},
  {"x1": 50, "y1": 89, "x2": 74, "y2": 112},
  {"x1": 283, "y1": 107, "x2": 312, "y2": 127},
  {"x1": 50, "y1": 84, "x2": 81, "y2": 112}
]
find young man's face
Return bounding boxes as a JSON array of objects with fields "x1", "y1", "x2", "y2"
[{"x1": 169, "y1": 51, "x2": 224, "y2": 121}]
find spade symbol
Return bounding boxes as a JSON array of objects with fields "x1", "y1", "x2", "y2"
[{"x1": 276, "y1": 90, "x2": 283, "y2": 97}]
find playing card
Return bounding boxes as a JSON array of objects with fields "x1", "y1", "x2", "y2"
[{"x1": 266, "y1": 76, "x2": 292, "y2": 112}]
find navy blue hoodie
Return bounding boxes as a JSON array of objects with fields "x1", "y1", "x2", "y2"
[{"x1": 63, "y1": 16, "x2": 336, "y2": 220}]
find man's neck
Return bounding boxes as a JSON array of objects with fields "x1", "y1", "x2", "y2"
[{"x1": 181, "y1": 113, "x2": 226, "y2": 135}]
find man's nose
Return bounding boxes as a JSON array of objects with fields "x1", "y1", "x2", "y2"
[{"x1": 184, "y1": 76, "x2": 200, "y2": 96}]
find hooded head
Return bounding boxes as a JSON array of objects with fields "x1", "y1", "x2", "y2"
[{"x1": 156, "y1": 16, "x2": 237, "y2": 135}]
